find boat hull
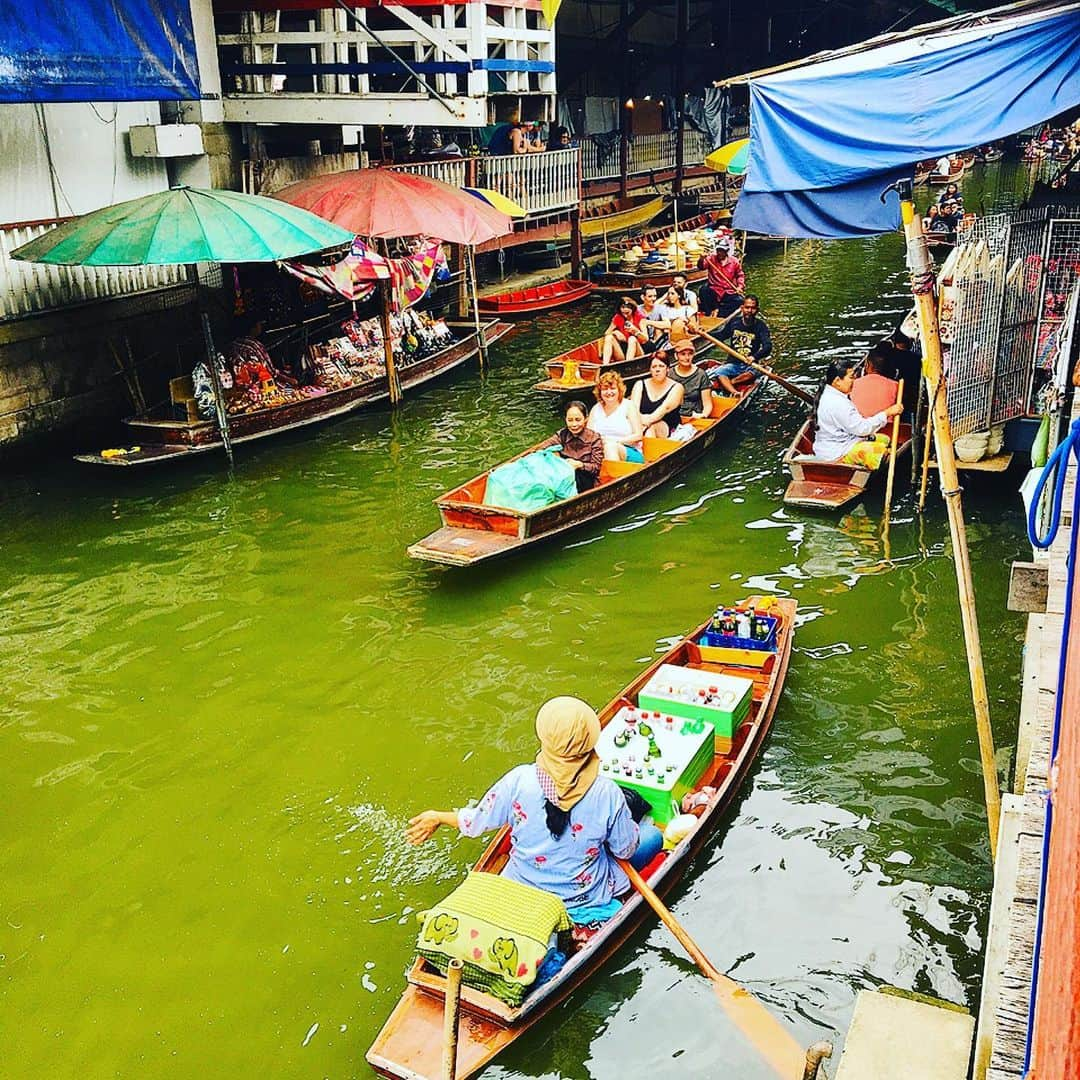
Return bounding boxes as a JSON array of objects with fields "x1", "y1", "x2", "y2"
[
  {"x1": 590, "y1": 266, "x2": 707, "y2": 293},
  {"x1": 367, "y1": 599, "x2": 798, "y2": 1079},
  {"x1": 478, "y1": 279, "x2": 593, "y2": 316},
  {"x1": 75, "y1": 321, "x2": 512, "y2": 467},
  {"x1": 408, "y1": 379, "x2": 760, "y2": 566},
  {"x1": 782, "y1": 416, "x2": 913, "y2": 510},
  {"x1": 533, "y1": 317, "x2": 721, "y2": 396}
]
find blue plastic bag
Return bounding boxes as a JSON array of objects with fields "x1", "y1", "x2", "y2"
[{"x1": 483, "y1": 450, "x2": 577, "y2": 511}]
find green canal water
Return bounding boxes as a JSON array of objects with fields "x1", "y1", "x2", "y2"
[{"x1": 2, "y1": 167, "x2": 1032, "y2": 1079}]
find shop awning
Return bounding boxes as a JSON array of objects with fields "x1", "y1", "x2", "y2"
[
  {"x1": 0, "y1": 1, "x2": 200, "y2": 103},
  {"x1": 732, "y1": 1, "x2": 1080, "y2": 238}
]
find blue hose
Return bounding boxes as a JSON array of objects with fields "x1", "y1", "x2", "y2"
[{"x1": 1022, "y1": 416, "x2": 1080, "y2": 1077}]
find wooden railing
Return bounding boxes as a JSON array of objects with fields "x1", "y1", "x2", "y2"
[
  {"x1": 392, "y1": 159, "x2": 469, "y2": 189},
  {"x1": 581, "y1": 128, "x2": 712, "y2": 182},
  {"x1": 0, "y1": 221, "x2": 189, "y2": 322},
  {"x1": 475, "y1": 148, "x2": 579, "y2": 216}
]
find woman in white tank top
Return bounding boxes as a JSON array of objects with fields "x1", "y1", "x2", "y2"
[{"x1": 587, "y1": 370, "x2": 644, "y2": 463}]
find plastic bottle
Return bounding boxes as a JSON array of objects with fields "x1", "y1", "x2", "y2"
[
  {"x1": 735, "y1": 608, "x2": 752, "y2": 639},
  {"x1": 722, "y1": 608, "x2": 737, "y2": 635}
]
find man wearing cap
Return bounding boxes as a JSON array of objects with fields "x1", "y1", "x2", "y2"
[{"x1": 697, "y1": 236, "x2": 745, "y2": 318}]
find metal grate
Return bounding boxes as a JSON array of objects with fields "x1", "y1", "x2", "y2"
[{"x1": 944, "y1": 207, "x2": 1080, "y2": 437}]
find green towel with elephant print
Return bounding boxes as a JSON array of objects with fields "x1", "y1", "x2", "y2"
[{"x1": 416, "y1": 871, "x2": 570, "y2": 988}]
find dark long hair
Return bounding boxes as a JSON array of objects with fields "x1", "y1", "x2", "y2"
[
  {"x1": 815, "y1": 358, "x2": 858, "y2": 415},
  {"x1": 545, "y1": 801, "x2": 571, "y2": 838}
]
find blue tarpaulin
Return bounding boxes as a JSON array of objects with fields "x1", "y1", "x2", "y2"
[
  {"x1": 733, "y1": 5, "x2": 1080, "y2": 238},
  {"x1": 0, "y1": 2, "x2": 200, "y2": 102}
]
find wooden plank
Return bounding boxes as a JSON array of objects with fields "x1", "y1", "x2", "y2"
[
  {"x1": 1007, "y1": 561, "x2": 1048, "y2": 613},
  {"x1": 783, "y1": 479, "x2": 865, "y2": 509},
  {"x1": 928, "y1": 451, "x2": 1014, "y2": 472}
]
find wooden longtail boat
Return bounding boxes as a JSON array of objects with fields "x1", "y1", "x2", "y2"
[
  {"x1": 928, "y1": 162, "x2": 965, "y2": 185},
  {"x1": 782, "y1": 416, "x2": 914, "y2": 510},
  {"x1": 561, "y1": 195, "x2": 667, "y2": 242},
  {"x1": 75, "y1": 321, "x2": 512, "y2": 468},
  {"x1": 407, "y1": 376, "x2": 761, "y2": 566},
  {"x1": 532, "y1": 315, "x2": 722, "y2": 396},
  {"x1": 367, "y1": 597, "x2": 797, "y2": 1080},
  {"x1": 478, "y1": 278, "x2": 594, "y2": 317}
]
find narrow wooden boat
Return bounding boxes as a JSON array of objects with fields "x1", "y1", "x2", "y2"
[
  {"x1": 75, "y1": 320, "x2": 512, "y2": 467},
  {"x1": 590, "y1": 264, "x2": 708, "y2": 293},
  {"x1": 367, "y1": 596, "x2": 798, "y2": 1080},
  {"x1": 478, "y1": 278, "x2": 594, "y2": 317},
  {"x1": 408, "y1": 376, "x2": 762, "y2": 566},
  {"x1": 983, "y1": 148, "x2": 1004, "y2": 163},
  {"x1": 928, "y1": 162, "x2": 965, "y2": 185},
  {"x1": 782, "y1": 416, "x2": 914, "y2": 509},
  {"x1": 560, "y1": 195, "x2": 667, "y2": 242},
  {"x1": 532, "y1": 315, "x2": 722, "y2": 396}
]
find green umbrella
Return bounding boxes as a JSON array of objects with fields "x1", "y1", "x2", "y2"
[{"x1": 10, "y1": 185, "x2": 354, "y2": 266}]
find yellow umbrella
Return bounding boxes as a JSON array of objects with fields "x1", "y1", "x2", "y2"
[
  {"x1": 463, "y1": 187, "x2": 527, "y2": 218},
  {"x1": 705, "y1": 139, "x2": 750, "y2": 176}
]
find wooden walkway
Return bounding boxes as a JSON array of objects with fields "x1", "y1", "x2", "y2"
[{"x1": 978, "y1": 403, "x2": 1077, "y2": 1079}]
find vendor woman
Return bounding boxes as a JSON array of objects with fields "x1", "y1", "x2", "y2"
[
  {"x1": 406, "y1": 696, "x2": 664, "y2": 915},
  {"x1": 812, "y1": 358, "x2": 903, "y2": 467}
]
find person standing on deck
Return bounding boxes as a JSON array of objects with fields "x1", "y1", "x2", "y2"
[
  {"x1": 697, "y1": 235, "x2": 745, "y2": 317},
  {"x1": 709, "y1": 295, "x2": 772, "y2": 396}
]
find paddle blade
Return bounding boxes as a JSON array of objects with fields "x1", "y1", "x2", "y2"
[{"x1": 711, "y1": 977, "x2": 808, "y2": 1079}]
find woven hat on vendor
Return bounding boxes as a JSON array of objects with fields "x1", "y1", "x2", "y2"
[{"x1": 534, "y1": 696, "x2": 601, "y2": 811}]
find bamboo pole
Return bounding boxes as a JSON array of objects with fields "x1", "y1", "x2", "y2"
[
  {"x1": 694, "y1": 327, "x2": 814, "y2": 405},
  {"x1": 441, "y1": 958, "x2": 463, "y2": 1080},
  {"x1": 466, "y1": 246, "x2": 488, "y2": 369},
  {"x1": 899, "y1": 186, "x2": 1000, "y2": 859},
  {"x1": 377, "y1": 280, "x2": 402, "y2": 405},
  {"x1": 199, "y1": 312, "x2": 235, "y2": 466},
  {"x1": 881, "y1": 379, "x2": 904, "y2": 539}
]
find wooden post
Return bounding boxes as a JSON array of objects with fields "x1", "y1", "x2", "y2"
[
  {"x1": 467, "y1": 246, "x2": 488, "y2": 369},
  {"x1": 618, "y1": 0, "x2": 630, "y2": 200},
  {"x1": 881, "y1": 379, "x2": 904, "y2": 539},
  {"x1": 569, "y1": 207, "x2": 583, "y2": 279},
  {"x1": 378, "y1": 280, "x2": 402, "y2": 405},
  {"x1": 802, "y1": 1042, "x2": 833, "y2": 1079},
  {"x1": 199, "y1": 312, "x2": 234, "y2": 465},
  {"x1": 450, "y1": 244, "x2": 469, "y2": 319},
  {"x1": 441, "y1": 958, "x2": 463, "y2": 1080},
  {"x1": 900, "y1": 187, "x2": 1000, "y2": 859},
  {"x1": 673, "y1": 0, "x2": 687, "y2": 198}
]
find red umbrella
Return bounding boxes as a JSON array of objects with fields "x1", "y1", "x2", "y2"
[
  {"x1": 271, "y1": 168, "x2": 511, "y2": 246},
  {"x1": 272, "y1": 168, "x2": 512, "y2": 402}
]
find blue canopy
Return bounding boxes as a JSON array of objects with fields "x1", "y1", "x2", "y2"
[
  {"x1": 733, "y1": 5, "x2": 1080, "y2": 238},
  {"x1": 0, "y1": 1, "x2": 200, "y2": 102}
]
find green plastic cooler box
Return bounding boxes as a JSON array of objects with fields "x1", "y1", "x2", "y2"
[
  {"x1": 638, "y1": 664, "x2": 755, "y2": 739},
  {"x1": 596, "y1": 705, "x2": 715, "y2": 825}
]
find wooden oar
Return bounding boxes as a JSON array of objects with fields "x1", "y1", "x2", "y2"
[
  {"x1": 881, "y1": 379, "x2": 904, "y2": 540},
  {"x1": 694, "y1": 327, "x2": 815, "y2": 406},
  {"x1": 617, "y1": 858, "x2": 806, "y2": 1078}
]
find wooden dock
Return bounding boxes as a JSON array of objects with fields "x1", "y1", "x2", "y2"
[{"x1": 977, "y1": 403, "x2": 1077, "y2": 1079}]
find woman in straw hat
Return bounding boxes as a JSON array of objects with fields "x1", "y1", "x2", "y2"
[{"x1": 407, "y1": 697, "x2": 663, "y2": 912}]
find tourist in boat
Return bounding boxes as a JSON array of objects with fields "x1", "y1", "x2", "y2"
[
  {"x1": 405, "y1": 696, "x2": 664, "y2": 914},
  {"x1": 588, "y1": 370, "x2": 645, "y2": 462},
  {"x1": 924, "y1": 205, "x2": 945, "y2": 232},
  {"x1": 812, "y1": 358, "x2": 903, "y2": 467},
  {"x1": 651, "y1": 285, "x2": 699, "y2": 340},
  {"x1": 696, "y1": 234, "x2": 745, "y2": 317},
  {"x1": 537, "y1": 400, "x2": 605, "y2": 493},
  {"x1": 937, "y1": 182, "x2": 963, "y2": 208},
  {"x1": 710, "y1": 295, "x2": 772, "y2": 396},
  {"x1": 938, "y1": 201, "x2": 962, "y2": 231},
  {"x1": 850, "y1": 348, "x2": 899, "y2": 418},
  {"x1": 630, "y1": 354, "x2": 684, "y2": 438},
  {"x1": 672, "y1": 273, "x2": 699, "y2": 315},
  {"x1": 669, "y1": 340, "x2": 713, "y2": 428},
  {"x1": 601, "y1": 297, "x2": 648, "y2": 364},
  {"x1": 636, "y1": 285, "x2": 663, "y2": 351}
]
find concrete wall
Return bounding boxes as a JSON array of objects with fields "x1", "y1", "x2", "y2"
[
  {"x1": 0, "y1": 288, "x2": 201, "y2": 457},
  {"x1": 0, "y1": 102, "x2": 170, "y2": 222}
]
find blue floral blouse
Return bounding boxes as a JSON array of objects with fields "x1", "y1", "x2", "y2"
[{"x1": 457, "y1": 765, "x2": 640, "y2": 911}]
